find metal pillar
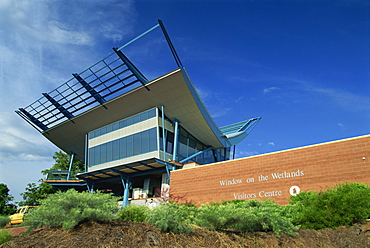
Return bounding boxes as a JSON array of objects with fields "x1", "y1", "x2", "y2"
[
  {"x1": 158, "y1": 19, "x2": 183, "y2": 68},
  {"x1": 161, "y1": 105, "x2": 167, "y2": 162},
  {"x1": 121, "y1": 176, "x2": 131, "y2": 207},
  {"x1": 172, "y1": 119, "x2": 179, "y2": 161},
  {"x1": 84, "y1": 134, "x2": 88, "y2": 172},
  {"x1": 66, "y1": 152, "x2": 75, "y2": 180}
]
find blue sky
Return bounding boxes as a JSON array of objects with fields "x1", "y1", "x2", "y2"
[{"x1": 0, "y1": 0, "x2": 369, "y2": 202}]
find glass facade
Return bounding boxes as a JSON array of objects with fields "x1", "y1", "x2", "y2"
[
  {"x1": 87, "y1": 107, "x2": 230, "y2": 168},
  {"x1": 159, "y1": 127, "x2": 230, "y2": 164},
  {"x1": 89, "y1": 127, "x2": 157, "y2": 166}
]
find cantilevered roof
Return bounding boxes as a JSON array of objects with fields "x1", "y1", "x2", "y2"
[{"x1": 34, "y1": 68, "x2": 230, "y2": 160}]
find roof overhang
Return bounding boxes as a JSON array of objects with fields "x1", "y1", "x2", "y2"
[{"x1": 41, "y1": 68, "x2": 226, "y2": 160}]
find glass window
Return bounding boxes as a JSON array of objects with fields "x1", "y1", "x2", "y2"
[
  {"x1": 133, "y1": 133, "x2": 141, "y2": 155},
  {"x1": 149, "y1": 128, "x2": 157, "y2": 151},
  {"x1": 148, "y1": 108, "x2": 156, "y2": 118},
  {"x1": 100, "y1": 127, "x2": 106, "y2": 136},
  {"x1": 106, "y1": 125, "x2": 112, "y2": 133},
  {"x1": 140, "y1": 111, "x2": 148, "y2": 121},
  {"x1": 112, "y1": 122, "x2": 119, "y2": 132},
  {"x1": 166, "y1": 131, "x2": 174, "y2": 154},
  {"x1": 119, "y1": 119, "x2": 126, "y2": 128},
  {"x1": 89, "y1": 147, "x2": 95, "y2": 166},
  {"x1": 100, "y1": 143, "x2": 107, "y2": 163},
  {"x1": 106, "y1": 141, "x2": 113, "y2": 162},
  {"x1": 119, "y1": 137, "x2": 126, "y2": 158},
  {"x1": 126, "y1": 135, "x2": 133, "y2": 157},
  {"x1": 94, "y1": 146, "x2": 101, "y2": 165},
  {"x1": 112, "y1": 140, "x2": 119, "y2": 160},
  {"x1": 141, "y1": 130, "x2": 149, "y2": 154},
  {"x1": 126, "y1": 117, "x2": 133, "y2": 126},
  {"x1": 133, "y1": 115, "x2": 140, "y2": 123}
]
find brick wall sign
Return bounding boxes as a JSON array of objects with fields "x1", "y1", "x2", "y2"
[{"x1": 170, "y1": 135, "x2": 370, "y2": 205}]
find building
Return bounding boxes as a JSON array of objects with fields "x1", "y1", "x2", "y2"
[
  {"x1": 16, "y1": 20, "x2": 261, "y2": 206},
  {"x1": 170, "y1": 134, "x2": 370, "y2": 205}
]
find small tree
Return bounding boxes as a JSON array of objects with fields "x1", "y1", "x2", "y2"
[
  {"x1": 18, "y1": 180, "x2": 58, "y2": 206},
  {"x1": 41, "y1": 151, "x2": 85, "y2": 175},
  {"x1": 0, "y1": 183, "x2": 16, "y2": 215}
]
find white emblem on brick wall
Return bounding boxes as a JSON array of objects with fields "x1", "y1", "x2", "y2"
[{"x1": 289, "y1": 185, "x2": 301, "y2": 196}]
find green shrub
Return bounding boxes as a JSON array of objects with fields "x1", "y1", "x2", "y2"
[
  {"x1": 195, "y1": 200, "x2": 298, "y2": 236},
  {"x1": 195, "y1": 202, "x2": 244, "y2": 230},
  {"x1": 289, "y1": 182, "x2": 370, "y2": 230},
  {"x1": 116, "y1": 205, "x2": 149, "y2": 222},
  {"x1": 0, "y1": 216, "x2": 10, "y2": 228},
  {"x1": 25, "y1": 189, "x2": 119, "y2": 230},
  {"x1": 0, "y1": 229, "x2": 12, "y2": 245},
  {"x1": 146, "y1": 202, "x2": 196, "y2": 233}
]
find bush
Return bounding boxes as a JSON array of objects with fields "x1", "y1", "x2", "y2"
[
  {"x1": 146, "y1": 202, "x2": 196, "y2": 233},
  {"x1": 195, "y1": 200, "x2": 298, "y2": 236},
  {"x1": 0, "y1": 216, "x2": 10, "y2": 228},
  {"x1": 25, "y1": 189, "x2": 119, "y2": 230},
  {"x1": 195, "y1": 202, "x2": 244, "y2": 230},
  {"x1": 289, "y1": 182, "x2": 370, "y2": 230},
  {"x1": 0, "y1": 229, "x2": 12, "y2": 245},
  {"x1": 116, "y1": 205, "x2": 149, "y2": 222}
]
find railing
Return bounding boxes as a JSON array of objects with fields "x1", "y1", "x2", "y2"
[{"x1": 46, "y1": 170, "x2": 82, "y2": 180}]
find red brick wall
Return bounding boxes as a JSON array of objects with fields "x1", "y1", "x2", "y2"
[{"x1": 170, "y1": 135, "x2": 370, "y2": 205}]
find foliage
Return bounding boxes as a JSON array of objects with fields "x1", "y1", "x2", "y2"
[
  {"x1": 0, "y1": 229, "x2": 12, "y2": 245},
  {"x1": 0, "y1": 183, "x2": 16, "y2": 215},
  {"x1": 289, "y1": 182, "x2": 370, "y2": 230},
  {"x1": 146, "y1": 202, "x2": 196, "y2": 234},
  {"x1": 0, "y1": 216, "x2": 10, "y2": 228},
  {"x1": 116, "y1": 205, "x2": 149, "y2": 223},
  {"x1": 25, "y1": 189, "x2": 119, "y2": 230},
  {"x1": 18, "y1": 180, "x2": 58, "y2": 206},
  {"x1": 195, "y1": 200, "x2": 298, "y2": 236},
  {"x1": 41, "y1": 151, "x2": 85, "y2": 176}
]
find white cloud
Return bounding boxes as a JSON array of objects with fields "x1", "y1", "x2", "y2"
[
  {"x1": 0, "y1": 112, "x2": 56, "y2": 163},
  {"x1": 267, "y1": 142, "x2": 275, "y2": 146},
  {"x1": 307, "y1": 86, "x2": 370, "y2": 113},
  {"x1": 263, "y1": 87, "x2": 280, "y2": 94},
  {"x1": 0, "y1": 0, "x2": 138, "y2": 203},
  {"x1": 47, "y1": 21, "x2": 92, "y2": 45}
]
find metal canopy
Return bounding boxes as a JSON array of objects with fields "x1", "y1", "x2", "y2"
[
  {"x1": 37, "y1": 69, "x2": 228, "y2": 160},
  {"x1": 220, "y1": 118, "x2": 261, "y2": 136},
  {"x1": 76, "y1": 158, "x2": 175, "y2": 183}
]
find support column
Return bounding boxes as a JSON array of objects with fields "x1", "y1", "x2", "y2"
[
  {"x1": 122, "y1": 176, "x2": 131, "y2": 207},
  {"x1": 84, "y1": 134, "x2": 88, "y2": 172},
  {"x1": 172, "y1": 119, "x2": 179, "y2": 161},
  {"x1": 66, "y1": 152, "x2": 75, "y2": 180},
  {"x1": 161, "y1": 105, "x2": 167, "y2": 162}
]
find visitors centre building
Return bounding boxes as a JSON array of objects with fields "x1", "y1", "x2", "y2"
[
  {"x1": 16, "y1": 20, "x2": 261, "y2": 206},
  {"x1": 17, "y1": 20, "x2": 369, "y2": 206}
]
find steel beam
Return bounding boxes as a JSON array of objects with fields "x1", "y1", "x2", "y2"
[
  {"x1": 42, "y1": 93, "x2": 74, "y2": 120},
  {"x1": 73, "y1": 73, "x2": 107, "y2": 107},
  {"x1": 113, "y1": 48, "x2": 150, "y2": 91},
  {"x1": 17, "y1": 108, "x2": 48, "y2": 131}
]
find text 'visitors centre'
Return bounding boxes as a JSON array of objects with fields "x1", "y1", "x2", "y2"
[{"x1": 16, "y1": 20, "x2": 261, "y2": 206}]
